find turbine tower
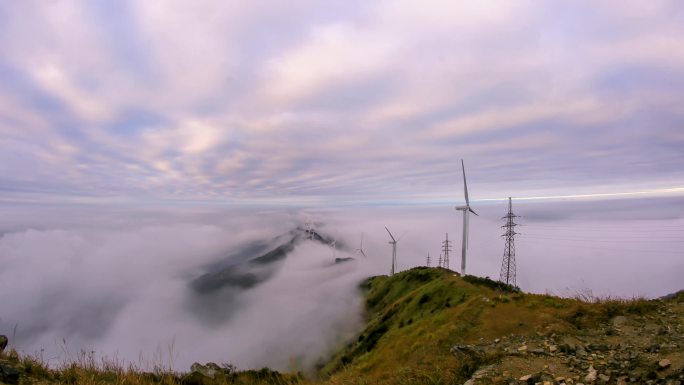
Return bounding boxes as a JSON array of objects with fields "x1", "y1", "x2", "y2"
[
  {"x1": 385, "y1": 227, "x2": 398, "y2": 275},
  {"x1": 356, "y1": 233, "x2": 367, "y2": 258},
  {"x1": 455, "y1": 159, "x2": 478, "y2": 275},
  {"x1": 499, "y1": 197, "x2": 519, "y2": 286}
]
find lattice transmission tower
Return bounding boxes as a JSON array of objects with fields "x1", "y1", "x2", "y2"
[
  {"x1": 499, "y1": 197, "x2": 519, "y2": 286},
  {"x1": 426, "y1": 252, "x2": 431, "y2": 267},
  {"x1": 442, "y1": 233, "x2": 452, "y2": 270}
]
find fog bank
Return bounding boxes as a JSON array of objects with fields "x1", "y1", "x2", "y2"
[{"x1": 0, "y1": 198, "x2": 682, "y2": 370}]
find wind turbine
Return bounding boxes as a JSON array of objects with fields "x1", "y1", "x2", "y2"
[
  {"x1": 385, "y1": 227, "x2": 398, "y2": 275},
  {"x1": 355, "y1": 233, "x2": 367, "y2": 258},
  {"x1": 455, "y1": 159, "x2": 478, "y2": 276}
]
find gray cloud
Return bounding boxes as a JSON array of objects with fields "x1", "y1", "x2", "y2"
[{"x1": 0, "y1": 1, "x2": 683, "y2": 204}]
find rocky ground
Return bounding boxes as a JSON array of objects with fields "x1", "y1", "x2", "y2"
[{"x1": 456, "y1": 294, "x2": 684, "y2": 385}]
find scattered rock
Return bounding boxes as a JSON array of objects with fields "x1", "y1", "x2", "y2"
[
  {"x1": 451, "y1": 344, "x2": 481, "y2": 357},
  {"x1": 530, "y1": 348, "x2": 548, "y2": 355},
  {"x1": 519, "y1": 374, "x2": 532, "y2": 381},
  {"x1": 658, "y1": 358, "x2": 671, "y2": 369},
  {"x1": 588, "y1": 344, "x2": 609, "y2": 352},
  {"x1": 0, "y1": 335, "x2": 7, "y2": 353},
  {"x1": 576, "y1": 346, "x2": 588, "y2": 358},
  {"x1": 463, "y1": 364, "x2": 496, "y2": 385},
  {"x1": 190, "y1": 363, "x2": 217, "y2": 379},
  {"x1": 598, "y1": 373, "x2": 610, "y2": 382},
  {"x1": 585, "y1": 365, "x2": 597, "y2": 383},
  {"x1": 518, "y1": 345, "x2": 528, "y2": 352}
]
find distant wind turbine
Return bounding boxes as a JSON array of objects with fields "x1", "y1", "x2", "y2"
[
  {"x1": 385, "y1": 227, "x2": 398, "y2": 275},
  {"x1": 455, "y1": 159, "x2": 478, "y2": 275},
  {"x1": 355, "y1": 233, "x2": 367, "y2": 258}
]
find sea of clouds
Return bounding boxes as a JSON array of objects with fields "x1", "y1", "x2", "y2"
[{"x1": 0, "y1": 198, "x2": 682, "y2": 371}]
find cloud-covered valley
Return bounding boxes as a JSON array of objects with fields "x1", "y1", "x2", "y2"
[{"x1": 1, "y1": 199, "x2": 682, "y2": 370}]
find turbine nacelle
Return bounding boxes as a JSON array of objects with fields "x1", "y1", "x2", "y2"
[{"x1": 455, "y1": 205, "x2": 478, "y2": 216}]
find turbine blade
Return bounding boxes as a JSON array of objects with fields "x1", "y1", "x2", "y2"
[
  {"x1": 462, "y1": 159, "x2": 470, "y2": 205},
  {"x1": 385, "y1": 226, "x2": 396, "y2": 242},
  {"x1": 469, "y1": 207, "x2": 479, "y2": 216}
]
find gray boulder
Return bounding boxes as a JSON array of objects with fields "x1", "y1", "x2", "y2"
[{"x1": 190, "y1": 363, "x2": 218, "y2": 379}]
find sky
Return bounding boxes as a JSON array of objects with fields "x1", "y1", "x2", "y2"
[{"x1": 1, "y1": 1, "x2": 683, "y2": 206}]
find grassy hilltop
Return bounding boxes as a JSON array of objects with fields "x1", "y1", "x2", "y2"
[
  {"x1": 323, "y1": 268, "x2": 683, "y2": 384},
  {"x1": 1, "y1": 267, "x2": 683, "y2": 384}
]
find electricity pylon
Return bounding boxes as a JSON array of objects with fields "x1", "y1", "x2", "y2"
[
  {"x1": 499, "y1": 197, "x2": 519, "y2": 286},
  {"x1": 442, "y1": 233, "x2": 452, "y2": 270}
]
